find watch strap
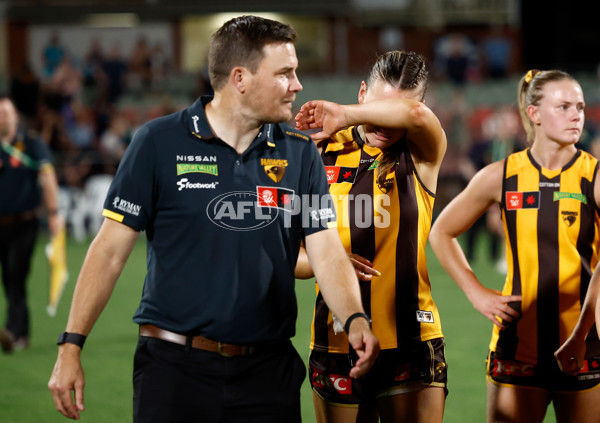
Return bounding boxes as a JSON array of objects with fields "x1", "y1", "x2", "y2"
[
  {"x1": 343, "y1": 312, "x2": 372, "y2": 334},
  {"x1": 57, "y1": 332, "x2": 87, "y2": 349}
]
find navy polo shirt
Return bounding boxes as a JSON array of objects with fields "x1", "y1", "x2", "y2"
[
  {"x1": 0, "y1": 131, "x2": 53, "y2": 215},
  {"x1": 102, "y1": 96, "x2": 336, "y2": 343}
]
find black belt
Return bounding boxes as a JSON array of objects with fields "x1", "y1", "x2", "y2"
[{"x1": 139, "y1": 324, "x2": 288, "y2": 357}]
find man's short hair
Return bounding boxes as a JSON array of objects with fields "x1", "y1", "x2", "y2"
[{"x1": 208, "y1": 15, "x2": 296, "y2": 92}]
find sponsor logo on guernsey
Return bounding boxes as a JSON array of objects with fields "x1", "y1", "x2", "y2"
[
  {"x1": 176, "y1": 163, "x2": 218, "y2": 176},
  {"x1": 505, "y1": 191, "x2": 540, "y2": 210},
  {"x1": 368, "y1": 160, "x2": 380, "y2": 170},
  {"x1": 177, "y1": 178, "x2": 219, "y2": 191},
  {"x1": 324, "y1": 166, "x2": 358, "y2": 184},
  {"x1": 561, "y1": 210, "x2": 578, "y2": 226},
  {"x1": 260, "y1": 158, "x2": 288, "y2": 183},
  {"x1": 416, "y1": 310, "x2": 434, "y2": 323},
  {"x1": 539, "y1": 182, "x2": 560, "y2": 188},
  {"x1": 256, "y1": 186, "x2": 295, "y2": 209},
  {"x1": 553, "y1": 191, "x2": 587, "y2": 204},
  {"x1": 176, "y1": 155, "x2": 217, "y2": 162},
  {"x1": 111, "y1": 196, "x2": 141, "y2": 216}
]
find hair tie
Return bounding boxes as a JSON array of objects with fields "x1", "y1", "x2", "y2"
[{"x1": 525, "y1": 69, "x2": 541, "y2": 83}]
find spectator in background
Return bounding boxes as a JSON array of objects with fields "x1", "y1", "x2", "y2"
[
  {"x1": 10, "y1": 62, "x2": 41, "y2": 131},
  {"x1": 480, "y1": 27, "x2": 513, "y2": 79},
  {"x1": 150, "y1": 42, "x2": 172, "y2": 91},
  {"x1": 103, "y1": 44, "x2": 128, "y2": 105},
  {"x1": 128, "y1": 37, "x2": 152, "y2": 91},
  {"x1": 98, "y1": 113, "x2": 130, "y2": 164},
  {"x1": 42, "y1": 33, "x2": 66, "y2": 80},
  {"x1": 433, "y1": 33, "x2": 478, "y2": 86},
  {"x1": 81, "y1": 37, "x2": 108, "y2": 109}
]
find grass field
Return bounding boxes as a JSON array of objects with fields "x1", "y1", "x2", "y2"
[{"x1": 0, "y1": 231, "x2": 558, "y2": 422}]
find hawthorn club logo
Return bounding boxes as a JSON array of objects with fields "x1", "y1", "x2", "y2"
[
  {"x1": 261, "y1": 158, "x2": 288, "y2": 183},
  {"x1": 561, "y1": 211, "x2": 578, "y2": 226}
]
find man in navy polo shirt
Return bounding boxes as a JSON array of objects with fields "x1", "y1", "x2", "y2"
[{"x1": 49, "y1": 15, "x2": 379, "y2": 422}]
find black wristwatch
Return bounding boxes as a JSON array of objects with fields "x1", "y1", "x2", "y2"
[
  {"x1": 57, "y1": 332, "x2": 87, "y2": 349},
  {"x1": 343, "y1": 312, "x2": 372, "y2": 334}
]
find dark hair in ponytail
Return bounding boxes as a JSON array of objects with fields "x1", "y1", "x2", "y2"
[{"x1": 365, "y1": 51, "x2": 429, "y2": 191}]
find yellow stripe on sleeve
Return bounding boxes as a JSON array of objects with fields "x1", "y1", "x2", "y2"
[{"x1": 102, "y1": 209, "x2": 125, "y2": 223}]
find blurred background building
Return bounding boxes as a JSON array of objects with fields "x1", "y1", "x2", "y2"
[{"x1": 0, "y1": 0, "x2": 598, "y2": 241}]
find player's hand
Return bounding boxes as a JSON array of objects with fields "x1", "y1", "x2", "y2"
[
  {"x1": 346, "y1": 318, "x2": 379, "y2": 379},
  {"x1": 349, "y1": 254, "x2": 381, "y2": 282},
  {"x1": 295, "y1": 100, "x2": 346, "y2": 142},
  {"x1": 468, "y1": 285, "x2": 522, "y2": 329},
  {"x1": 554, "y1": 334, "x2": 586, "y2": 376},
  {"x1": 48, "y1": 344, "x2": 86, "y2": 419}
]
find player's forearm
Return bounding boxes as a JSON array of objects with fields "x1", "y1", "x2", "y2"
[
  {"x1": 571, "y1": 267, "x2": 600, "y2": 339},
  {"x1": 343, "y1": 99, "x2": 428, "y2": 131},
  {"x1": 429, "y1": 230, "x2": 484, "y2": 301}
]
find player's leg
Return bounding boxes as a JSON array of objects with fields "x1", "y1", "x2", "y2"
[
  {"x1": 552, "y1": 385, "x2": 600, "y2": 423},
  {"x1": 309, "y1": 350, "x2": 378, "y2": 423},
  {"x1": 486, "y1": 381, "x2": 550, "y2": 423},
  {"x1": 377, "y1": 386, "x2": 445, "y2": 423},
  {"x1": 312, "y1": 390, "x2": 378, "y2": 423}
]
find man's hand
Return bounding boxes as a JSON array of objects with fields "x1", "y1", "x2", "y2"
[
  {"x1": 48, "y1": 345, "x2": 86, "y2": 419},
  {"x1": 346, "y1": 317, "x2": 379, "y2": 379}
]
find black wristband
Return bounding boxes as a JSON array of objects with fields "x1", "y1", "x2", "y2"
[
  {"x1": 57, "y1": 332, "x2": 87, "y2": 349},
  {"x1": 343, "y1": 312, "x2": 371, "y2": 334}
]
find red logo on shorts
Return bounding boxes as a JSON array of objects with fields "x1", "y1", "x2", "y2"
[
  {"x1": 393, "y1": 364, "x2": 412, "y2": 381},
  {"x1": 492, "y1": 359, "x2": 534, "y2": 377},
  {"x1": 311, "y1": 369, "x2": 352, "y2": 394}
]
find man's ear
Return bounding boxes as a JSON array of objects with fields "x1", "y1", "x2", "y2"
[{"x1": 231, "y1": 66, "x2": 246, "y2": 94}]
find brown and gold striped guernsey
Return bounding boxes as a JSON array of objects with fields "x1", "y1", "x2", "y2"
[
  {"x1": 310, "y1": 127, "x2": 443, "y2": 353},
  {"x1": 494, "y1": 148, "x2": 600, "y2": 366}
]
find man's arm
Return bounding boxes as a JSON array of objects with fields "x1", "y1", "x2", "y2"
[
  {"x1": 304, "y1": 228, "x2": 379, "y2": 378},
  {"x1": 48, "y1": 218, "x2": 139, "y2": 419}
]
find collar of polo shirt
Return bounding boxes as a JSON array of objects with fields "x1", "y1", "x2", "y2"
[{"x1": 187, "y1": 96, "x2": 276, "y2": 148}]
